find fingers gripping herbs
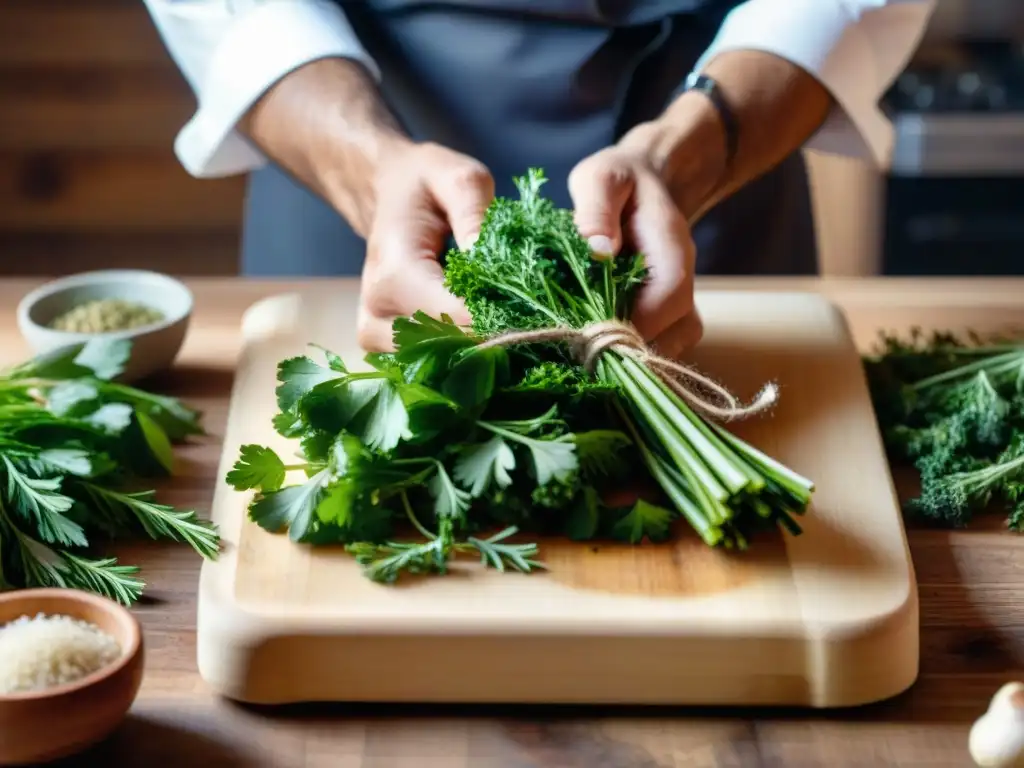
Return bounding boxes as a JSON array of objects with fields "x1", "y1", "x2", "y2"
[
  {"x1": 0, "y1": 338, "x2": 219, "y2": 604},
  {"x1": 866, "y1": 329, "x2": 1024, "y2": 530},
  {"x1": 229, "y1": 169, "x2": 814, "y2": 584}
]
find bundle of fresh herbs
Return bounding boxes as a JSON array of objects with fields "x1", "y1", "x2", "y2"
[
  {"x1": 866, "y1": 328, "x2": 1024, "y2": 530},
  {"x1": 228, "y1": 168, "x2": 814, "y2": 583},
  {"x1": 0, "y1": 338, "x2": 220, "y2": 604}
]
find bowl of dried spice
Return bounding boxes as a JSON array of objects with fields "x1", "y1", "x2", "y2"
[
  {"x1": 17, "y1": 270, "x2": 193, "y2": 383},
  {"x1": 0, "y1": 588, "x2": 144, "y2": 765}
]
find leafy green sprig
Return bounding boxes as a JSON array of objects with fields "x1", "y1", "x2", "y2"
[
  {"x1": 227, "y1": 339, "x2": 636, "y2": 581},
  {"x1": 865, "y1": 328, "x2": 1024, "y2": 529},
  {"x1": 0, "y1": 338, "x2": 219, "y2": 603},
  {"x1": 229, "y1": 168, "x2": 814, "y2": 583},
  {"x1": 444, "y1": 169, "x2": 814, "y2": 548}
]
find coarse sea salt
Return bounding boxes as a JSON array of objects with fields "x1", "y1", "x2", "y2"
[{"x1": 0, "y1": 612, "x2": 121, "y2": 695}]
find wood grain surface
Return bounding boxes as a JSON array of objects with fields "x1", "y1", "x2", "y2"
[
  {"x1": 0, "y1": 276, "x2": 1009, "y2": 767},
  {"x1": 199, "y1": 289, "x2": 917, "y2": 708}
]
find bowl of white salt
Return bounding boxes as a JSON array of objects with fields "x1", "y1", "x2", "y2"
[{"x1": 0, "y1": 588, "x2": 144, "y2": 766}]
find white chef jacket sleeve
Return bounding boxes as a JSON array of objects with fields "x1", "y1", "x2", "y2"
[
  {"x1": 692, "y1": 0, "x2": 936, "y2": 168},
  {"x1": 142, "y1": 0, "x2": 380, "y2": 178}
]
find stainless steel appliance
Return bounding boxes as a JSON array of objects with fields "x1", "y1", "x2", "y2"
[{"x1": 883, "y1": 0, "x2": 1024, "y2": 274}]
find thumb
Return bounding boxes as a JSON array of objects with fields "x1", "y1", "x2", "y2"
[
  {"x1": 568, "y1": 158, "x2": 634, "y2": 260},
  {"x1": 427, "y1": 160, "x2": 495, "y2": 251}
]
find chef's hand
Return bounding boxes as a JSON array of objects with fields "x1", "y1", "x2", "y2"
[
  {"x1": 357, "y1": 142, "x2": 492, "y2": 351},
  {"x1": 569, "y1": 139, "x2": 703, "y2": 360}
]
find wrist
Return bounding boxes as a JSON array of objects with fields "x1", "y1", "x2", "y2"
[
  {"x1": 320, "y1": 121, "x2": 410, "y2": 236},
  {"x1": 310, "y1": 62, "x2": 409, "y2": 236},
  {"x1": 243, "y1": 57, "x2": 408, "y2": 237},
  {"x1": 621, "y1": 90, "x2": 730, "y2": 221}
]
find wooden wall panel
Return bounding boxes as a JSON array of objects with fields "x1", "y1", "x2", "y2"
[
  {"x1": 0, "y1": 68, "x2": 192, "y2": 151},
  {"x1": 0, "y1": 153, "x2": 245, "y2": 231},
  {"x1": 0, "y1": 0, "x2": 244, "y2": 276},
  {"x1": 0, "y1": 232, "x2": 241, "y2": 277},
  {"x1": 0, "y1": 3, "x2": 175, "y2": 67}
]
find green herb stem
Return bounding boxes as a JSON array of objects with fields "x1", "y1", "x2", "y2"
[
  {"x1": 911, "y1": 350, "x2": 1024, "y2": 391},
  {"x1": 712, "y1": 426, "x2": 815, "y2": 500},
  {"x1": 400, "y1": 491, "x2": 437, "y2": 540},
  {"x1": 618, "y1": 355, "x2": 752, "y2": 494},
  {"x1": 603, "y1": 356, "x2": 729, "y2": 503},
  {"x1": 611, "y1": 400, "x2": 719, "y2": 545}
]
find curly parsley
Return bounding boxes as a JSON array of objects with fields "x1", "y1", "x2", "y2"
[{"x1": 866, "y1": 328, "x2": 1024, "y2": 530}]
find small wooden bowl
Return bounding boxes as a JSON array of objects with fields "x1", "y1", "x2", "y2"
[{"x1": 0, "y1": 589, "x2": 144, "y2": 766}]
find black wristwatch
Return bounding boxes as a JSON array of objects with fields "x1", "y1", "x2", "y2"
[{"x1": 683, "y1": 72, "x2": 739, "y2": 170}]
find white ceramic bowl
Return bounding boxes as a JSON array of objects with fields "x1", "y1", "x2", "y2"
[{"x1": 16, "y1": 270, "x2": 193, "y2": 383}]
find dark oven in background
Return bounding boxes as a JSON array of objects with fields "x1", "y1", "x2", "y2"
[{"x1": 882, "y1": 0, "x2": 1024, "y2": 275}]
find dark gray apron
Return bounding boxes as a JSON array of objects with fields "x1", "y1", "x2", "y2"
[{"x1": 240, "y1": 0, "x2": 817, "y2": 277}]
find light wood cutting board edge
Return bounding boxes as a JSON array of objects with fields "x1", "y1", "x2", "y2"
[{"x1": 195, "y1": 288, "x2": 919, "y2": 707}]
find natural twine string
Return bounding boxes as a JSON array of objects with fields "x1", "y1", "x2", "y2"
[{"x1": 475, "y1": 319, "x2": 778, "y2": 421}]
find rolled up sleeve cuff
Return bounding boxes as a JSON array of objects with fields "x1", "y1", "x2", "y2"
[
  {"x1": 692, "y1": 0, "x2": 935, "y2": 169},
  {"x1": 175, "y1": 0, "x2": 380, "y2": 178}
]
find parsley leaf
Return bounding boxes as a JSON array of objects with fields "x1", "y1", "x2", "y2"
[
  {"x1": 428, "y1": 463, "x2": 472, "y2": 521},
  {"x1": 36, "y1": 449, "x2": 96, "y2": 477},
  {"x1": 300, "y1": 374, "x2": 412, "y2": 453},
  {"x1": 9, "y1": 337, "x2": 131, "y2": 382},
  {"x1": 611, "y1": 500, "x2": 674, "y2": 544},
  {"x1": 276, "y1": 355, "x2": 344, "y2": 413},
  {"x1": 85, "y1": 403, "x2": 134, "y2": 434},
  {"x1": 480, "y1": 422, "x2": 577, "y2": 486},
  {"x1": 453, "y1": 436, "x2": 516, "y2": 496},
  {"x1": 393, "y1": 311, "x2": 478, "y2": 384},
  {"x1": 248, "y1": 469, "x2": 328, "y2": 542},
  {"x1": 227, "y1": 445, "x2": 287, "y2": 492},
  {"x1": 574, "y1": 430, "x2": 632, "y2": 478},
  {"x1": 69, "y1": 338, "x2": 133, "y2": 381}
]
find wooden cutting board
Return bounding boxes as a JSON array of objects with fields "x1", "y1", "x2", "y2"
[{"x1": 196, "y1": 286, "x2": 918, "y2": 707}]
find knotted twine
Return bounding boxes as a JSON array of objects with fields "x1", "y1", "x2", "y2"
[{"x1": 475, "y1": 319, "x2": 778, "y2": 422}]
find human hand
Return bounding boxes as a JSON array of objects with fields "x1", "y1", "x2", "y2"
[
  {"x1": 357, "y1": 142, "x2": 494, "y2": 351},
  {"x1": 568, "y1": 129, "x2": 704, "y2": 359}
]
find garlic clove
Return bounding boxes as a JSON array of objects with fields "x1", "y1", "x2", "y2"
[
  {"x1": 970, "y1": 710, "x2": 1024, "y2": 768},
  {"x1": 971, "y1": 684, "x2": 1024, "y2": 768},
  {"x1": 990, "y1": 683, "x2": 1024, "y2": 715}
]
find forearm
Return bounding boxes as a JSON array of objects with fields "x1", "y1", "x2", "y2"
[
  {"x1": 240, "y1": 58, "x2": 408, "y2": 236},
  {"x1": 628, "y1": 50, "x2": 831, "y2": 223},
  {"x1": 627, "y1": 0, "x2": 935, "y2": 223}
]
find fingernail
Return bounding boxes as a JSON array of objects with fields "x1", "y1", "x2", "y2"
[
  {"x1": 587, "y1": 235, "x2": 615, "y2": 260},
  {"x1": 457, "y1": 232, "x2": 480, "y2": 251}
]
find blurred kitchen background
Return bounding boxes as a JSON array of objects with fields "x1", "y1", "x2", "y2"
[{"x1": 0, "y1": 0, "x2": 1021, "y2": 278}]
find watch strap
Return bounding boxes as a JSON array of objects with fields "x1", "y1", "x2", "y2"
[{"x1": 684, "y1": 72, "x2": 739, "y2": 169}]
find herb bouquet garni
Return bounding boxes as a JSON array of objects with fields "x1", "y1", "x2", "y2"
[
  {"x1": 0, "y1": 338, "x2": 219, "y2": 604},
  {"x1": 227, "y1": 169, "x2": 815, "y2": 583}
]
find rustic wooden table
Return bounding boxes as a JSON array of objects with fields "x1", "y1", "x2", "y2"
[{"x1": 9, "y1": 276, "x2": 1020, "y2": 768}]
